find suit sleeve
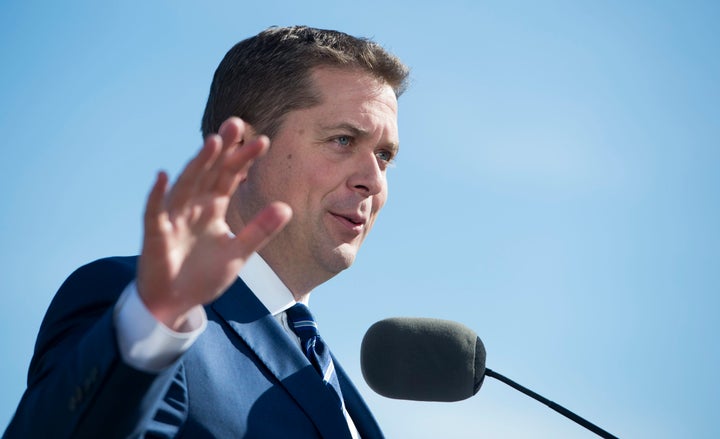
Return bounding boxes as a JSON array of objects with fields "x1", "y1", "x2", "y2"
[{"x1": 3, "y1": 257, "x2": 182, "y2": 439}]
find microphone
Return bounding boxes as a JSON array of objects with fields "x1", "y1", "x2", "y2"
[
  {"x1": 360, "y1": 317, "x2": 619, "y2": 439},
  {"x1": 360, "y1": 317, "x2": 486, "y2": 402}
]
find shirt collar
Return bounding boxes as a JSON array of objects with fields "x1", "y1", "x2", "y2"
[{"x1": 239, "y1": 253, "x2": 308, "y2": 316}]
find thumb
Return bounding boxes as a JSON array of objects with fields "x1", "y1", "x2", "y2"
[{"x1": 231, "y1": 202, "x2": 292, "y2": 258}]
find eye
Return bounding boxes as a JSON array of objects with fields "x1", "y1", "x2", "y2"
[
  {"x1": 376, "y1": 149, "x2": 395, "y2": 164},
  {"x1": 335, "y1": 135, "x2": 352, "y2": 147}
]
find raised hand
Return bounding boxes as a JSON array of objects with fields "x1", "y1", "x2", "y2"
[{"x1": 137, "y1": 117, "x2": 292, "y2": 330}]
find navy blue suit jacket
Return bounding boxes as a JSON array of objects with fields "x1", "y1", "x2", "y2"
[{"x1": 4, "y1": 256, "x2": 383, "y2": 438}]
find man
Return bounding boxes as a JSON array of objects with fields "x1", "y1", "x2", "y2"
[{"x1": 4, "y1": 26, "x2": 408, "y2": 438}]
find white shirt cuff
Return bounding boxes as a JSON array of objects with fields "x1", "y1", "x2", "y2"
[{"x1": 113, "y1": 280, "x2": 207, "y2": 372}]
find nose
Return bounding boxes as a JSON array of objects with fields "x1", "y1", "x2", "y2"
[{"x1": 348, "y1": 152, "x2": 385, "y2": 196}]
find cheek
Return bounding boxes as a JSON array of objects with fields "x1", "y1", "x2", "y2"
[
  {"x1": 283, "y1": 166, "x2": 330, "y2": 217},
  {"x1": 374, "y1": 186, "x2": 388, "y2": 212},
  {"x1": 365, "y1": 194, "x2": 387, "y2": 235},
  {"x1": 260, "y1": 150, "x2": 303, "y2": 201}
]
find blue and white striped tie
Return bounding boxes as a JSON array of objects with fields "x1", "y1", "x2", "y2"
[{"x1": 286, "y1": 303, "x2": 344, "y2": 407}]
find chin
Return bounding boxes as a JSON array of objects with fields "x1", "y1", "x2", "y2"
[{"x1": 322, "y1": 245, "x2": 358, "y2": 274}]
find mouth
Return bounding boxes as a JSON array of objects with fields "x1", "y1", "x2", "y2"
[{"x1": 329, "y1": 211, "x2": 367, "y2": 234}]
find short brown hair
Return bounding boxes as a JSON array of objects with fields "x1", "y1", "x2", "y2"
[{"x1": 201, "y1": 26, "x2": 409, "y2": 138}]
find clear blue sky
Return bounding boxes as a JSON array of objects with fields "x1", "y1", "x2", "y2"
[{"x1": 1, "y1": 1, "x2": 718, "y2": 437}]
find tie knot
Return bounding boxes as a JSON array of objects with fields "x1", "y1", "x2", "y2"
[{"x1": 286, "y1": 303, "x2": 319, "y2": 340}]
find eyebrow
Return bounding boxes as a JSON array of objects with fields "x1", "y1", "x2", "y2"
[
  {"x1": 320, "y1": 122, "x2": 400, "y2": 154},
  {"x1": 321, "y1": 122, "x2": 369, "y2": 137}
]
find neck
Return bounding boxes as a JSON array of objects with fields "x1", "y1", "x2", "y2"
[{"x1": 226, "y1": 197, "x2": 333, "y2": 301}]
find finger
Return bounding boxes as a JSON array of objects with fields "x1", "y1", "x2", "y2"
[
  {"x1": 143, "y1": 171, "x2": 169, "y2": 233},
  {"x1": 230, "y1": 201, "x2": 292, "y2": 258},
  {"x1": 218, "y1": 117, "x2": 244, "y2": 149},
  {"x1": 166, "y1": 135, "x2": 222, "y2": 215},
  {"x1": 213, "y1": 134, "x2": 270, "y2": 196},
  {"x1": 196, "y1": 118, "x2": 245, "y2": 192}
]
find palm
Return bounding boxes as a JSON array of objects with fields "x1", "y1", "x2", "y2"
[{"x1": 137, "y1": 118, "x2": 291, "y2": 329}]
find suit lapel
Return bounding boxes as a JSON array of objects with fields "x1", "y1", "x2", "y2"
[
  {"x1": 211, "y1": 279, "x2": 353, "y2": 439},
  {"x1": 335, "y1": 358, "x2": 385, "y2": 439}
]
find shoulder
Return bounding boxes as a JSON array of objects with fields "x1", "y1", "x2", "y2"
[
  {"x1": 37, "y1": 257, "x2": 137, "y2": 344},
  {"x1": 28, "y1": 256, "x2": 140, "y2": 380},
  {"x1": 47, "y1": 255, "x2": 139, "y2": 318},
  {"x1": 62, "y1": 256, "x2": 139, "y2": 288},
  {"x1": 43, "y1": 256, "x2": 138, "y2": 314}
]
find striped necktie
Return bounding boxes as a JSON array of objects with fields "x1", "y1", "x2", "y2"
[{"x1": 285, "y1": 303, "x2": 344, "y2": 407}]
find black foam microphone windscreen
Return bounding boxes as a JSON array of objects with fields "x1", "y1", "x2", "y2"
[{"x1": 360, "y1": 317, "x2": 486, "y2": 402}]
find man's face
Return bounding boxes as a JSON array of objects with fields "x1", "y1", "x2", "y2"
[{"x1": 234, "y1": 67, "x2": 399, "y2": 290}]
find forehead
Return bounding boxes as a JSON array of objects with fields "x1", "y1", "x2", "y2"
[{"x1": 306, "y1": 67, "x2": 399, "y2": 135}]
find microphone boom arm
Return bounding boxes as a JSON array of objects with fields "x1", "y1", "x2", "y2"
[{"x1": 484, "y1": 368, "x2": 619, "y2": 439}]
